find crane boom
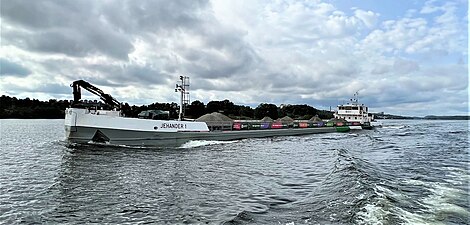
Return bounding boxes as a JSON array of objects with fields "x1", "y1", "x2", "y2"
[{"x1": 71, "y1": 80, "x2": 121, "y2": 109}]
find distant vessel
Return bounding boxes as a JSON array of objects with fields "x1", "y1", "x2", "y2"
[
  {"x1": 333, "y1": 92, "x2": 380, "y2": 129},
  {"x1": 65, "y1": 77, "x2": 336, "y2": 147}
]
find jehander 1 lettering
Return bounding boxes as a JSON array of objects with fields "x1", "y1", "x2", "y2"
[{"x1": 160, "y1": 123, "x2": 187, "y2": 129}]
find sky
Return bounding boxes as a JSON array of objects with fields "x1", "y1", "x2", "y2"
[{"x1": 0, "y1": 0, "x2": 468, "y2": 116}]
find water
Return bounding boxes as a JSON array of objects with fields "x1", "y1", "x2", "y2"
[{"x1": 0, "y1": 119, "x2": 469, "y2": 224}]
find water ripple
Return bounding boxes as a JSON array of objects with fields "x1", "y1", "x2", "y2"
[{"x1": 0, "y1": 119, "x2": 468, "y2": 224}]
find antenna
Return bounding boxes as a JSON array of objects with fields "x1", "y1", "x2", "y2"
[
  {"x1": 351, "y1": 91, "x2": 359, "y2": 105},
  {"x1": 175, "y1": 76, "x2": 190, "y2": 121}
]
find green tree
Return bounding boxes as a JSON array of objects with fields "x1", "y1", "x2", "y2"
[
  {"x1": 254, "y1": 103, "x2": 279, "y2": 119},
  {"x1": 238, "y1": 105, "x2": 255, "y2": 119},
  {"x1": 187, "y1": 100, "x2": 205, "y2": 119},
  {"x1": 206, "y1": 99, "x2": 236, "y2": 115},
  {"x1": 279, "y1": 104, "x2": 317, "y2": 119},
  {"x1": 317, "y1": 110, "x2": 334, "y2": 119}
]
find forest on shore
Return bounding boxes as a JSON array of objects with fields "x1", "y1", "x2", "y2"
[{"x1": 0, "y1": 95, "x2": 334, "y2": 120}]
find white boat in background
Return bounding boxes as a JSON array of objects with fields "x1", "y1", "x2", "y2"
[{"x1": 333, "y1": 92, "x2": 381, "y2": 129}]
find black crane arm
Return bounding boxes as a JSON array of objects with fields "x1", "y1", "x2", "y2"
[{"x1": 71, "y1": 80, "x2": 121, "y2": 109}]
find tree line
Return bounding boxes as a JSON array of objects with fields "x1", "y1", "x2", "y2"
[
  {"x1": 0, "y1": 95, "x2": 333, "y2": 119},
  {"x1": 0, "y1": 95, "x2": 70, "y2": 119}
]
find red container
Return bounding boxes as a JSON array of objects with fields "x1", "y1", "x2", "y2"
[
  {"x1": 233, "y1": 123, "x2": 241, "y2": 130},
  {"x1": 299, "y1": 122, "x2": 308, "y2": 128},
  {"x1": 271, "y1": 122, "x2": 283, "y2": 129}
]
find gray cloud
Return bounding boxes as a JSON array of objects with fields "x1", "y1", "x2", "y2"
[
  {"x1": 2, "y1": 0, "x2": 132, "y2": 59},
  {"x1": 0, "y1": 58, "x2": 31, "y2": 77},
  {"x1": 1, "y1": 82, "x2": 70, "y2": 95},
  {"x1": 1, "y1": 0, "x2": 257, "y2": 82},
  {"x1": 183, "y1": 46, "x2": 258, "y2": 79},
  {"x1": 1, "y1": 0, "x2": 210, "y2": 60},
  {"x1": 89, "y1": 63, "x2": 172, "y2": 86},
  {"x1": 0, "y1": 0, "x2": 467, "y2": 116},
  {"x1": 35, "y1": 83, "x2": 71, "y2": 94}
]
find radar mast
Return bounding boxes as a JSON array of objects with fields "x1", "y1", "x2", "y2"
[{"x1": 175, "y1": 76, "x2": 190, "y2": 121}]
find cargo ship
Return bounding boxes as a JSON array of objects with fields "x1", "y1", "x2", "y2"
[{"x1": 65, "y1": 77, "x2": 338, "y2": 147}]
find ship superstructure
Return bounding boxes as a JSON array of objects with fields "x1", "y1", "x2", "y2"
[{"x1": 333, "y1": 92, "x2": 375, "y2": 129}]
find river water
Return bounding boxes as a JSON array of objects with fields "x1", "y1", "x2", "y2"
[{"x1": 0, "y1": 119, "x2": 468, "y2": 224}]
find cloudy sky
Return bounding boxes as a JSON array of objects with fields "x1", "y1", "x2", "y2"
[{"x1": 0, "y1": 0, "x2": 468, "y2": 116}]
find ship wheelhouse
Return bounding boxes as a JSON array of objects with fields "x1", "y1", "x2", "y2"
[{"x1": 333, "y1": 92, "x2": 374, "y2": 124}]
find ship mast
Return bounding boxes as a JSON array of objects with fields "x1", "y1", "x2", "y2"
[
  {"x1": 175, "y1": 76, "x2": 190, "y2": 121},
  {"x1": 353, "y1": 91, "x2": 359, "y2": 105}
]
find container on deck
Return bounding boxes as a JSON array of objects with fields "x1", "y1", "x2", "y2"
[
  {"x1": 241, "y1": 123, "x2": 249, "y2": 130},
  {"x1": 271, "y1": 122, "x2": 283, "y2": 129},
  {"x1": 251, "y1": 123, "x2": 261, "y2": 130},
  {"x1": 261, "y1": 122, "x2": 271, "y2": 129},
  {"x1": 233, "y1": 123, "x2": 241, "y2": 130}
]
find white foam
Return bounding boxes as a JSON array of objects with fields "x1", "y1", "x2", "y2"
[
  {"x1": 422, "y1": 182, "x2": 470, "y2": 218},
  {"x1": 397, "y1": 177, "x2": 470, "y2": 224},
  {"x1": 403, "y1": 178, "x2": 427, "y2": 186},
  {"x1": 179, "y1": 140, "x2": 237, "y2": 149},
  {"x1": 393, "y1": 206, "x2": 431, "y2": 225},
  {"x1": 116, "y1": 144, "x2": 148, "y2": 149},
  {"x1": 375, "y1": 184, "x2": 406, "y2": 201},
  {"x1": 356, "y1": 202, "x2": 388, "y2": 225},
  {"x1": 356, "y1": 184, "x2": 396, "y2": 225},
  {"x1": 381, "y1": 125, "x2": 409, "y2": 130}
]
